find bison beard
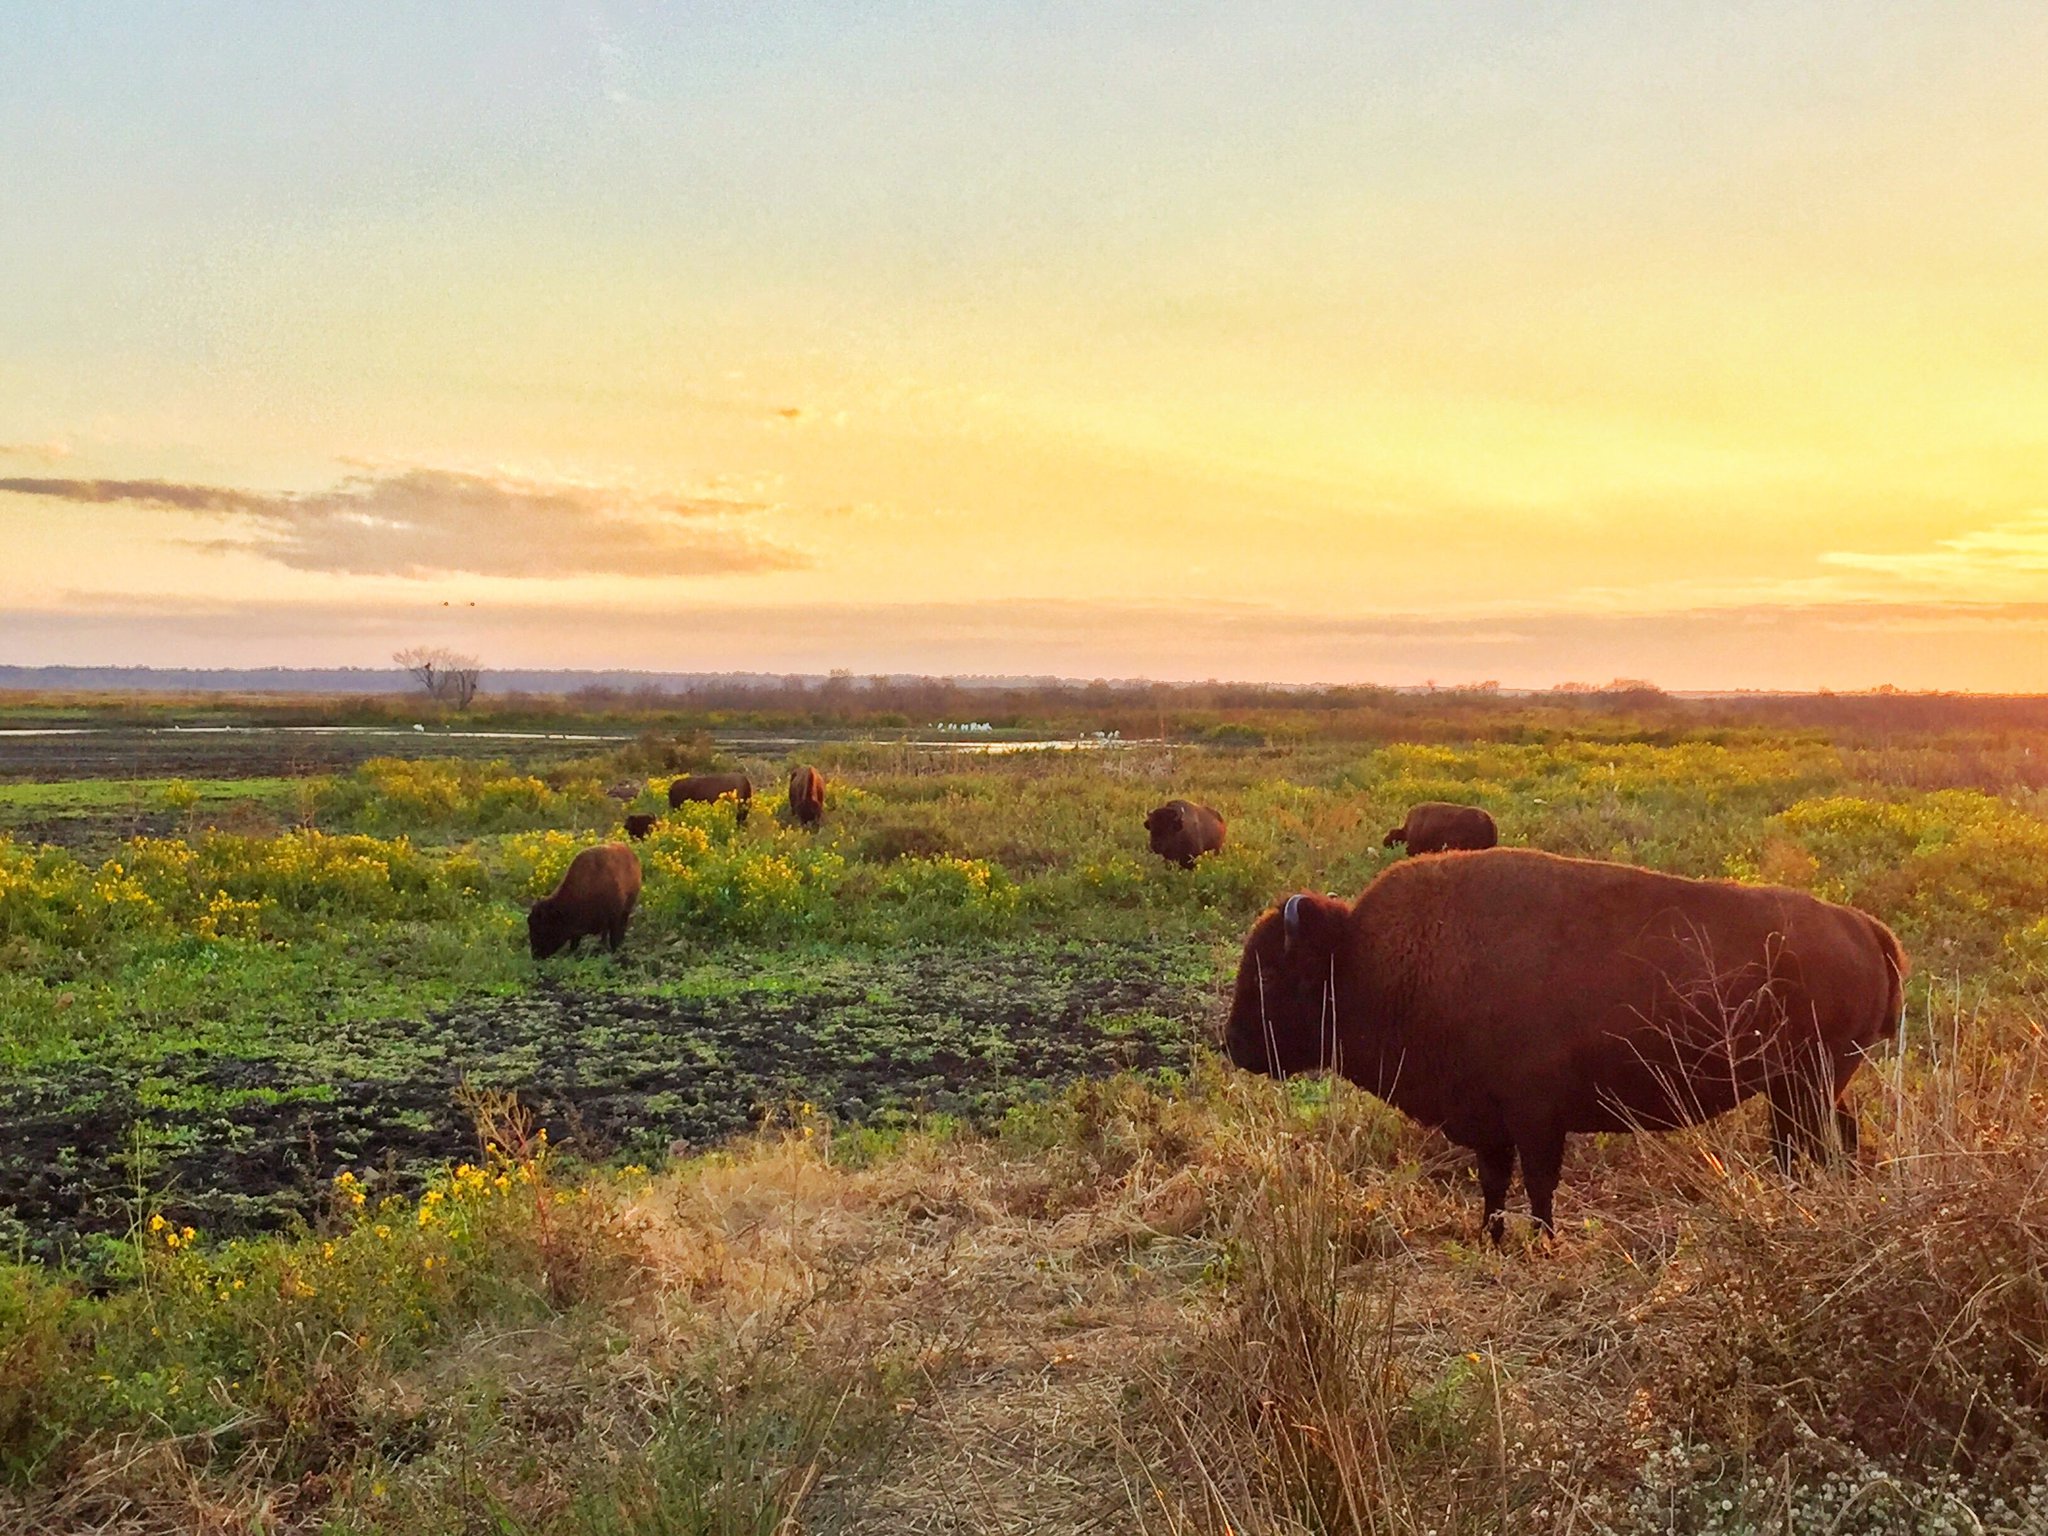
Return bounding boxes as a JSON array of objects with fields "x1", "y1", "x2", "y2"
[{"x1": 1225, "y1": 849, "x2": 1905, "y2": 1241}]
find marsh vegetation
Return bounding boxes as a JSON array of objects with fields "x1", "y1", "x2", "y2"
[{"x1": 4, "y1": 694, "x2": 2048, "y2": 1531}]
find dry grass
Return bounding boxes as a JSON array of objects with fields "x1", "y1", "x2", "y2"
[{"x1": 10, "y1": 1001, "x2": 2048, "y2": 1534}]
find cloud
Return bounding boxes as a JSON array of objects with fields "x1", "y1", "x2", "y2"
[
  {"x1": 0, "y1": 467, "x2": 806, "y2": 578},
  {"x1": 0, "y1": 440, "x2": 73, "y2": 463},
  {"x1": 1821, "y1": 510, "x2": 2048, "y2": 597},
  {"x1": 0, "y1": 476, "x2": 274, "y2": 512}
]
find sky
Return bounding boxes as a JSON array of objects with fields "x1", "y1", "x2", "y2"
[{"x1": 4, "y1": 3, "x2": 2047, "y2": 690}]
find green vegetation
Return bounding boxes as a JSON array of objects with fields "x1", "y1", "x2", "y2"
[{"x1": 6, "y1": 706, "x2": 2048, "y2": 1530}]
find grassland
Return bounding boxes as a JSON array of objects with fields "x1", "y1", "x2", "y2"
[{"x1": 5, "y1": 700, "x2": 2048, "y2": 1532}]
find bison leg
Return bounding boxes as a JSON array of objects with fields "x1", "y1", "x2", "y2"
[
  {"x1": 1476, "y1": 1144, "x2": 1516, "y2": 1245},
  {"x1": 1834, "y1": 1102, "x2": 1861, "y2": 1162},
  {"x1": 1766, "y1": 1071, "x2": 1842, "y2": 1172},
  {"x1": 1513, "y1": 1122, "x2": 1567, "y2": 1237}
]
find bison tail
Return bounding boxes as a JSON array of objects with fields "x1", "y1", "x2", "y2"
[{"x1": 1867, "y1": 917, "x2": 1909, "y2": 1050}]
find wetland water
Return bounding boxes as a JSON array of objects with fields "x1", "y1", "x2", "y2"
[{"x1": 0, "y1": 724, "x2": 1126, "y2": 778}]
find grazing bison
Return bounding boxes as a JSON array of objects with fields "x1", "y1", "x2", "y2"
[
  {"x1": 668, "y1": 773, "x2": 753, "y2": 825},
  {"x1": 788, "y1": 765, "x2": 826, "y2": 829},
  {"x1": 1145, "y1": 800, "x2": 1226, "y2": 869},
  {"x1": 529, "y1": 843, "x2": 642, "y2": 959},
  {"x1": 1384, "y1": 801, "x2": 1497, "y2": 855},
  {"x1": 1224, "y1": 849, "x2": 1904, "y2": 1240},
  {"x1": 623, "y1": 813, "x2": 657, "y2": 841}
]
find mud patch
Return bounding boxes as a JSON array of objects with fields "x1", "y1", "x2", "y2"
[{"x1": 0, "y1": 942, "x2": 1215, "y2": 1261}]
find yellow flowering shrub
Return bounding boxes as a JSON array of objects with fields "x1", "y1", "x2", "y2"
[
  {"x1": 317, "y1": 756, "x2": 615, "y2": 833},
  {"x1": 875, "y1": 855, "x2": 1021, "y2": 934}
]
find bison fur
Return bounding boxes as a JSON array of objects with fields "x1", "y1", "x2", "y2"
[
  {"x1": 1145, "y1": 800, "x2": 1226, "y2": 869},
  {"x1": 1225, "y1": 848, "x2": 1904, "y2": 1241},
  {"x1": 1384, "y1": 801, "x2": 1497, "y2": 854},
  {"x1": 788, "y1": 765, "x2": 826, "y2": 829},
  {"x1": 668, "y1": 773, "x2": 753, "y2": 825},
  {"x1": 529, "y1": 843, "x2": 642, "y2": 959}
]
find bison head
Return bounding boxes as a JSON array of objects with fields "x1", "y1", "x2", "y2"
[
  {"x1": 1144, "y1": 802, "x2": 1185, "y2": 854},
  {"x1": 528, "y1": 901, "x2": 572, "y2": 960},
  {"x1": 1224, "y1": 893, "x2": 1351, "y2": 1078}
]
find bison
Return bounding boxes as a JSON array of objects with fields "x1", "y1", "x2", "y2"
[
  {"x1": 1145, "y1": 800, "x2": 1226, "y2": 869},
  {"x1": 529, "y1": 843, "x2": 642, "y2": 959},
  {"x1": 623, "y1": 813, "x2": 657, "y2": 841},
  {"x1": 1224, "y1": 849, "x2": 1904, "y2": 1240},
  {"x1": 668, "y1": 772, "x2": 753, "y2": 825},
  {"x1": 1384, "y1": 801, "x2": 1498, "y2": 855},
  {"x1": 788, "y1": 765, "x2": 826, "y2": 829}
]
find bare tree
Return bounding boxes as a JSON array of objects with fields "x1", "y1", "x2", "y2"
[
  {"x1": 393, "y1": 646, "x2": 484, "y2": 710},
  {"x1": 394, "y1": 645, "x2": 442, "y2": 699},
  {"x1": 439, "y1": 654, "x2": 482, "y2": 710}
]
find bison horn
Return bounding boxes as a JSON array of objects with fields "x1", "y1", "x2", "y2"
[{"x1": 1283, "y1": 893, "x2": 1303, "y2": 950}]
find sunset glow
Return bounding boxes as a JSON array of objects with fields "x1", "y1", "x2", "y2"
[{"x1": 6, "y1": 4, "x2": 2048, "y2": 687}]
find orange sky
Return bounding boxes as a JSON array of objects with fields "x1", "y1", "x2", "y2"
[{"x1": 4, "y1": 5, "x2": 2047, "y2": 688}]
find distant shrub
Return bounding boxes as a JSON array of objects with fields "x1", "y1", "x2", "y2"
[
  {"x1": 636, "y1": 818, "x2": 842, "y2": 940},
  {"x1": 318, "y1": 757, "x2": 614, "y2": 834},
  {"x1": 873, "y1": 856, "x2": 1022, "y2": 936},
  {"x1": 1191, "y1": 722, "x2": 1266, "y2": 747},
  {"x1": 856, "y1": 823, "x2": 957, "y2": 863},
  {"x1": 1774, "y1": 790, "x2": 2048, "y2": 971}
]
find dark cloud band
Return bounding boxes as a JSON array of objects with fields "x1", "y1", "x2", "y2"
[{"x1": 0, "y1": 468, "x2": 804, "y2": 579}]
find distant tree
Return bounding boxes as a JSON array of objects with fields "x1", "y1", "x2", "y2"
[
  {"x1": 393, "y1": 645, "x2": 484, "y2": 711},
  {"x1": 394, "y1": 645, "x2": 443, "y2": 700},
  {"x1": 439, "y1": 655, "x2": 482, "y2": 710}
]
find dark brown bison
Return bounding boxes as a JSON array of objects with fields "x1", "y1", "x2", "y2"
[
  {"x1": 1384, "y1": 801, "x2": 1498, "y2": 855},
  {"x1": 623, "y1": 813, "x2": 657, "y2": 841},
  {"x1": 1224, "y1": 849, "x2": 1904, "y2": 1240},
  {"x1": 788, "y1": 765, "x2": 826, "y2": 829},
  {"x1": 668, "y1": 773, "x2": 752, "y2": 825},
  {"x1": 529, "y1": 843, "x2": 642, "y2": 959},
  {"x1": 1145, "y1": 800, "x2": 1226, "y2": 869}
]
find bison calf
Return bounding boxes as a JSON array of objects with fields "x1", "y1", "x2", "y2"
[
  {"x1": 1145, "y1": 800, "x2": 1225, "y2": 869},
  {"x1": 1384, "y1": 801, "x2": 1497, "y2": 855},
  {"x1": 623, "y1": 813, "x2": 657, "y2": 840},
  {"x1": 668, "y1": 773, "x2": 753, "y2": 825},
  {"x1": 1226, "y1": 849, "x2": 1904, "y2": 1241},
  {"x1": 788, "y1": 765, "x2": 826, "y2": 829},
  {"x1": 529, "y1": 843, "x2": 642, "y2": 959}
]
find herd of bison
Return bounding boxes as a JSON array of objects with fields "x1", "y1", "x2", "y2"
[{"x1": 530, "y1": 770, "x2": 1907, "y2": 1242}]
